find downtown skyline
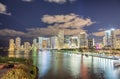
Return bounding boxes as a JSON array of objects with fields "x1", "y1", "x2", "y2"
[{"x1": 0, "y1": 0, "x2": 120, "y2": 46}]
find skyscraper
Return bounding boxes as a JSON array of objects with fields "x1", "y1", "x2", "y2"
[
  {"x1": 58, "y1": 30, "x2": 64, "y2": 49},
  {"x1": 79, "y1": 32, "x2": 88, "y2": 48},
  {"x1": 24, "y1": 42, "x2": 31, "y2": 50},
  {"x1": 15, "y1": 37, "x2": 21, "y2": 50},
  {"x1": 38, "y1": 37, "x2": 43, "y2": 49},
  {"x1": 69, "y1": 36, "x2": 79, "y2": 48},
  {"x1": 32, "y1": 38, "x2": 38, "y2": 49},
  {"x1": 104, "y1": 28, "x2": 116, "y2": 48},
  {"x1": 47, "y1": 38, "x2": 51, "y2": 48},
  {"x1": 42, "y1": 37, "x2": 50, "y2": 48},
  {"x1": 115, "y1": 37, "x2": 120, "y2": 49},
  {"x1": 51, "y1": 36, "x2": 58, "y2": 49},
  {"x1": 9, "y1": 39, "x2": 15, "y2": 51},
  {"x1": 64, "y1": 35, "x2": 71, "y2": 48},
  {"x1": 88, "y1": 38, "x2": 94, "y2": 49},
  {"x1": 103, "y1": 36, "x2": 106, "y2": 46}
]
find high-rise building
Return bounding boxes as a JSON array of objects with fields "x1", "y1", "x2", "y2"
[
  {"x1": 38, "y1": 37, "x2": 43, "y2": 49},
  {"x1": 103, "y1": 36, "x2": 106, "y2": 46},
  {"x1": 115, "y1": 37, "x2": 120, "y2": 49},
  {"x1": 24, "y1": 42, "x2": 31, "y2": 50},
  {"x1": 51, "y1": 36, "x2": 58, "y2": 49},
  {"x1": 69, "y1": 36, "x2": 79, "y2": 48},
  {"x1": 32, "y1": 38, "x2": 38, "y2": 49},
  {"x1": 64, "y1": 35, "x2": 71, "y2": 48},
  {"x1": 58, "y1": 30, "x2": 64, "y2": 49},
  {"x1": 88, "y1": 38, "x2": 94, "y2": 49},
  {"x1": 78, "y1": 32, "x2": 88, "y2": 48},
  {"x1": 38, "y1": 37, "x2": 51, "y2": 49},
  {"x1": 33, "y1": 39, "x2": 37, "y2": 46},
  {"x1": 9, "y1": 39, "x2": 15, "y2": 51},
  {"x1": 104, "y1": 28, "x2": 116, "y2": 48},
  {"x1": 42, "y1": 37, "x2": 51, "y2": 48},
  {"x1": 47, "y1": 38, "x2": 51, "y2": 48},
  {"x1": 64, "y1": 35, "x2": 70, "y2": 44},
  {"x1": 15, "y1": 37, "x2": 21, "y2": 50},
  {"x1": 42, "y1": 40, "x2": 47, "y2": 48}
]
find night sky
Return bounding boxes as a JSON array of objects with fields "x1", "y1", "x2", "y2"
[{"x1": 0, "y1": 0, "x2": 120, "y2": 47}]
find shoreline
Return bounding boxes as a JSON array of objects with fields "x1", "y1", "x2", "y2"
[{"x1": 0, "y1": 57, "x2": 38, "y2": 79}]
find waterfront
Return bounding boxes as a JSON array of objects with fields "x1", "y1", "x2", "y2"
[{"x1": 0, "y1": 50, "x2": 120, "y2": 79}]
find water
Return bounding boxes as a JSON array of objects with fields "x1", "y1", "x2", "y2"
[{"x1": 0, "y1": 50, "x2": 120, "y2": 79}]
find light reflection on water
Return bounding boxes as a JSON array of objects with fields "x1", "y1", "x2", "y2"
[
  {"x1": 38, "y1": 50, "x2": 51, "y2": 77},
  {"x1": 2, "y1": 50, "x2": 120, "y2": 79}
]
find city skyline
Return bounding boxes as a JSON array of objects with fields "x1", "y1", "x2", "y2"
[
  {"x1": 0, "y1": 0, "x2": 120, "y2": 46},
  {"x1": 8, "y1": 29, "x2": 120, "y2": 51}
]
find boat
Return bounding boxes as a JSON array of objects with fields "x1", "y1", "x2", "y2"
[{"x1": 113, "y1": 61, "x2": 120, "y2": 68}]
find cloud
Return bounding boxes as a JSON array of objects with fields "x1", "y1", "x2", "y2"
[
  {"x1": 0, "y1": 28, "x2": 58, "y2": 37},
  {"x1": 42, "y1": 13, "x2": 77, "y2": 24},
  {"x1": 0, "y1": 27, "x2": 85, "y2": 38},
  {"x1": 42, "y1": 13, "x2": 94, "y2": 29},
  {"x1": 26, "y1": 27, "x2": 86, "y2": 37},
  {"x1": 44, "y1": 0, "x2": 76, "y2": 4},
  {"x1": 40, "y1": 13, "x2": 94, "y2": 36},
  {"x1": 98, "y1": 28, "x2": 105, "y2": 31},
  {"x1": 92, "y1": 29, "x2": 120, "y2": 37},
  {"x1": 0, "y1": 3, "x2": 11, "y2": 15},
  {"x1": 9, "y1": 28, "x2": 119, "y2": 38},
  {"x1": 0, "y1": 13, "x2": 93, "y2": 37},
  {"x1": 64, "y1": 29, "x2": 85, "y2": 35},
  {"x1": 26, "y1": 28, "x2": 58, "y2": 37},
  {"x1": 0, "y1": 29, "x2": 25, "y2": 36},
  {"x1": 22, "y1": 0, "x2": 34, "y2": 2},
  {"x1": 92, "y1": 31, "x2": 105, "y2": 37}
]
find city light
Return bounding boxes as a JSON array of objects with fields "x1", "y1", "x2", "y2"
[{"x1": 1, "y1": 0, "x2": 120, "y2": 79}]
